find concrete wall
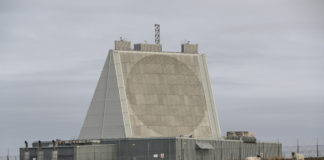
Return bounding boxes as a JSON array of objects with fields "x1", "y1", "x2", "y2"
[
  {"x1": 79, "y1": 52, "x2": 125, "y2": 139},
  {"x1": 115, "y1": 41, "x2": 131, "y2": 51},
  {"x1": 181, "y1": 44, "x2": 198, "y2": 54},
  {"x1": 117, "y1": 51, "x2": 221, "y2": 138},
  {"x1": 119, "y1": 52, "x2": 213, "y2": 138}
]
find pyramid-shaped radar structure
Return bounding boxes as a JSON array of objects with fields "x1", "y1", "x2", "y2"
[{"x1": 79, "y1": 40, "x2": 221, "y2": 139}]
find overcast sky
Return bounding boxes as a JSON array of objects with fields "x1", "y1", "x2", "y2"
[{"x1": 1, "y1": 0, "x2": 324, "y2": 156}]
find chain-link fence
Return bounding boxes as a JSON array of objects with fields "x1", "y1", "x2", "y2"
[{"x1": 283, "y1": 145, "x2": 324, "y2": 158}]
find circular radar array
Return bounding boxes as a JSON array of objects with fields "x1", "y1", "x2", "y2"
[{"x1": 126, "y1": 55, "x2": 207, "y2": 136}]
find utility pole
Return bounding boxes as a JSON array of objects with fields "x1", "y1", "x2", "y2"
[
  {"x1": 7, "y1": 149, "x2": 9, "y2": 160},
  {"x1": 297, "y1": 138, "x2": 300, "y2": 153},
  {"x1": 317, "y1": 137, "x2": 319, "y2": 158},
  {"x1": 277, "y1": 139, "x2": 280, "y2": 157}
]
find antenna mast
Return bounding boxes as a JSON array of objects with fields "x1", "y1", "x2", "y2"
[{"x1": 155, "y1": 24, "x2": 160, "y2": 44}]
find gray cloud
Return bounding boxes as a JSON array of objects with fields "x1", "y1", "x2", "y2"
[{"x1": 1, "y1": 0, "x2": 324, "y2": 156}]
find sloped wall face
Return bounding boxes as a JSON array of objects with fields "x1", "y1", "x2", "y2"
[
  {"x1": 118, "y1": 51, "x2": 217, "y2": 138},
  {"x1": 79, "y1": 52, "x2": 125, "y2": 140}
]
